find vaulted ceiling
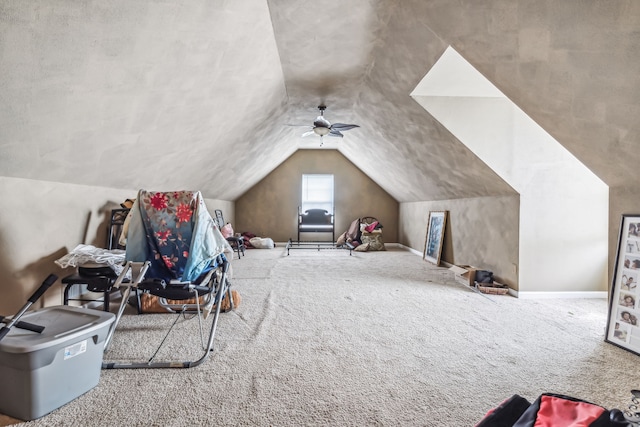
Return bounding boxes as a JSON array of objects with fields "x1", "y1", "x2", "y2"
[{"x1": 1, "y1": 1, "x2": 639, "y2": 203}]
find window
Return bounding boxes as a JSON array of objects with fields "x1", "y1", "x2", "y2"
[{"x1": 301, "y1": 174, "x2": 334, "y2": 213}]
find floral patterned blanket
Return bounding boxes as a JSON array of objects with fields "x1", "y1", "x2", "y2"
[{"x1": 125, "y1": 190, "x2": 229, "y2": 282}]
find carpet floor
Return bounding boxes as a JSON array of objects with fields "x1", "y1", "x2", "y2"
[{"x1": 1, "y1": 246, "x2": 639, "y2": 426}]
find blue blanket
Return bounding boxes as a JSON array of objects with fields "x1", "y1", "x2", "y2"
[{"x1": 125, "y1": 190, "x2": 229, "y2": 282}]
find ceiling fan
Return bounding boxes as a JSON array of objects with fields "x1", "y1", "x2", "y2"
[{"x1": 298, "y1": 105, "x2": 359, "y2": 142}]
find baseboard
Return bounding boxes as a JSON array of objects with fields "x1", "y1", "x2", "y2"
[
  {"x1": 396, "y1": 243, "x2": 423, "y2": 257},
  {"x1": 395, "y1": 244, "x2": 607, "y2": 299},
  {"x1": 80, "y1": 289, "x2": 122, "y2": 310},
  {"x1": 83, "y1": 300, "x2": 107, "y2": 310},
  {"x1": 513, "y1": 291, "x2": 607, "y2": 299}
]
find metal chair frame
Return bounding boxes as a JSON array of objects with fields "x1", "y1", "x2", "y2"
[{"x1": 102, "y1": 259, "x2": 232, "y2": 369}]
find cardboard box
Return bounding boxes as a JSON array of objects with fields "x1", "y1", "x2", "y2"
[
  {"x1": 449, "y1": 265, "x2": 477, "y2": 287},
  {"x1": 0, "y1": 306, "x2": 114, "y2": 421},
  {"x1": 475, "y1": 281, "x2": 510, "y2": 295}
]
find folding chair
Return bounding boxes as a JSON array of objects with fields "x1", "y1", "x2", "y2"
[
  {"x1": 214, "y1": 209, "x2": 245, "y2": 259},
  {"x1": 102, "y1": 190, "x2": 234, "y2": 369}
]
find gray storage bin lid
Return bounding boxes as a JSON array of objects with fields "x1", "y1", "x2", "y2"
[{"x1": 0, "y1": 306, "x2": 115, "y2": 354}]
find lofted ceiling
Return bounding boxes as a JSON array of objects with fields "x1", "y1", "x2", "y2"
[{"x1": 1, "y1": 1, "x2": 639, "y2": 203}]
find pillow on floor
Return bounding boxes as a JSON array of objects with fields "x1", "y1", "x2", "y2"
[
  {"x1": 361, "y1": 233, "x2": 386, "y2": 251},
  {"x1": 364, "y1": 221, "x2": 379, "y2": 233},
  {"x1": 354, "y1": 242, "x2": 370, "y2": 252},
  {"x1": 346, "y1": 218, "x2": 360, "y2": 241}
]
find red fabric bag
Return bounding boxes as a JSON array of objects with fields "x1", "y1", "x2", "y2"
[{"x1": 476, "y1": 393, "x2": 617, "y2": 427}]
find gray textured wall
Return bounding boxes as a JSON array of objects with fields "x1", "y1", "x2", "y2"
[
  {"x1": 400, "y1": 196, "x2": 520, "y2": 290},
  {"x1": 1, "y1": 1, "x2": 637, "y2": 306},
  {"x1": 235, "y1": 150, "x2": 399, "y2": 244}
]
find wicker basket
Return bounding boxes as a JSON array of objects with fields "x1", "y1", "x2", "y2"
[{"x1": 476, "y1": 282, "x2": 509, "y2": 295}]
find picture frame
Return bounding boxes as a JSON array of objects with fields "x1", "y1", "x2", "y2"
[
  {"x1": 605, "y1": 214, "x2": 640, "y2": 356},
  {"x1": 423, "y1": 211, "x2": 448, "y2": 266}
]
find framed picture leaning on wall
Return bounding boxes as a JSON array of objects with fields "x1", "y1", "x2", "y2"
[
  {"x1": 605, "y1": 214, "x2": 640, "y2": 356},
  {"x1": 423, "y1": 211, "x2": 448, "y2": 266}
]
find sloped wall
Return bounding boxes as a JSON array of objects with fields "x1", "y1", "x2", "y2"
[
  {"x1": 412, "y1": 47, "x2": 608, "y2": 294},
  {"x1": 235, "y1": 150, "x2": 398, "y2": 244},
  {"x1": 408, "y1": 1, "x2": 639, "y2": 291}
]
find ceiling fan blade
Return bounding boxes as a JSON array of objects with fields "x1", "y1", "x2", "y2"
[
  {"x1": 328, "y1": 130, "x2": 344, "y2": 138},
  {"x1": 301, "y1": 130, "x2": 316, "y2": 137},
  {"x1": 330, "y1": 123, "x2": 359, "y2": 131}
]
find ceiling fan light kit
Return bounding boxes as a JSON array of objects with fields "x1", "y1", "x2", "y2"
[{"x1": 314, "y1": 126, "x2": 331, "y2": 136}]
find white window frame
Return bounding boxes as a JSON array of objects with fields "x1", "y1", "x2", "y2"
[{"x1": 301, "y1": 174, "x2": 334, "y2": 213}]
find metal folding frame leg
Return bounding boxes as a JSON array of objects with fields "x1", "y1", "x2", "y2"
[
  {"x1": 103, "y1": 261, "x2": 150, "y2": 352},
  {"x1": 102, "y1": 260, "x2": 231, "y2": 369}
]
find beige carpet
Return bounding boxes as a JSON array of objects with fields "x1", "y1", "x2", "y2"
[{"x1": 2, "y1": 247, "x2": 640, "y2": 426}]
